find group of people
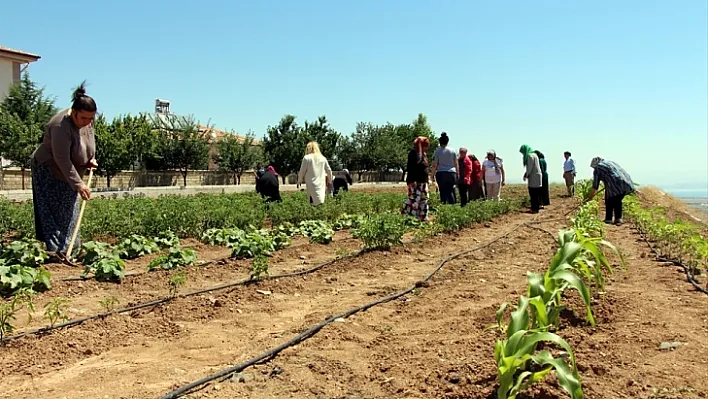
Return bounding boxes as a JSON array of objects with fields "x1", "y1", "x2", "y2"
[
  {"x1": 255, "y1": 141, "x2": 353, "y2": 206},
  {"x1": 27, "y1": 84, "x2": 636, "y2": 261},
  {"x1": 401, "y1": 133, "x2": 635, "y2": 224}
]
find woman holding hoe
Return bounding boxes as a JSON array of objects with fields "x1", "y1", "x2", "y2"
[{"x1": 31, "y1": 82, "x2": 97, "y2": 262}]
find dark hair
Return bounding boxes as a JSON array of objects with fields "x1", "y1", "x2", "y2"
[
  {"x1": 71, "y1": 81, "x2": 97, "y2": 112},
  {"x1": 469, "y1": 154, "x2": 478, "y2": 161},
  {"x1": 564, "y1": 151, "x2": 571, "y2": 156},
  {"x1": 439, "y1": 132, "x2": 449, "y2": 146}
]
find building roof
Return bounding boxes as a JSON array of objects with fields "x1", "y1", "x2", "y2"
[
  {"x1": 198, "y1": 125, "x2": 261, "y2": 145},
  {"x1": 0, "y1": 46, "x2": 41, "y2": 63}
]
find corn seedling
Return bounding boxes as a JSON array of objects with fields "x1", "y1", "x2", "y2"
[
  {"x1": 44, "y1": 298, "x2": 70, "y2": 328},
  {"x1": 494, "y1": 296, "x2": 583, "y2": 399}
]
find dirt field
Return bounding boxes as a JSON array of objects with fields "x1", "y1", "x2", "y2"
[{"x1": 1, "y1": 189, "x2": 707, "y2": 399}]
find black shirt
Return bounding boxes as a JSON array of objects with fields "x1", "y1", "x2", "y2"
[{"x1": 406, "y1": 149, "x2": 429, "y2": 184}]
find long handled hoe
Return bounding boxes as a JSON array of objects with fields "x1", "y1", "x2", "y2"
[{"x1": 59, "y1": 168, "x2": 94, "y2": 267}]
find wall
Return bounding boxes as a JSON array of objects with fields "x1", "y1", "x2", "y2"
[
  {"x1": 0, "y1": 168, "x2": 405, "y2": 191},
  {"x1": 0, "y1": 58, "x2": 13, "y2": 102}
]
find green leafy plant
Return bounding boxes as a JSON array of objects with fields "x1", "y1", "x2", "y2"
[
  {"x1": 148, "y1": 247, "x2": 198, "y2": 271},
  {"x1": 250, "y1": 255, "x2": 269, "y2": 280},
  {"x1": 229, "y1": 233, "x2": 276, "y2": 259},
  {"x1": 44, "y1": 297, "x2": 70, "y2": 327},
  {"x1": 116, "y1": 234, "x2": 159, "y2": 259},
  {"x1": 168, "y1": 271, "x2": 187, "y2": 297},
  {"x1": 98, "y1": 295, "x2": 120, "y2": 313},
  {"x1": 298, "y1": 220, "x2": 334, "y2": 244},
  {"x1": 0, "y1": 238, "x2": 48, "y2": 267},
  {"x1": 0, "y1": 288, "x2": 35, "y2": 342},
  {"x1": 493, "y1": 296, "x2": 583, "y2": 399},
  {"x1": 154, "y1": 230, "x2": 180, "y2": 249},
  {"x1": 80, "y1": 241, "x2": 126, "y2": 282},
  {"x1": 353, "y1": 213, "x2": 407, "y2": 251},
  {"x1": 201, "y1": 228, "x2": 246, "y2": 247},
  {"x1": 0, "y1": 261, "x2": 51, "y2": 297}
]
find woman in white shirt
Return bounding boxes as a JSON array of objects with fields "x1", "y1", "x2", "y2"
[
  {"x1": 297, "y1": 141, "x2": 333, "y2": 205},
  {"x1": 481, "y1": 150, "x2": 505, "y2": 200}
]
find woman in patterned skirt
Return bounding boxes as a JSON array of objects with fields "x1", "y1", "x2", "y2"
[
  {"x1": 402, "y1": 136, "x2": 431, "y2": 221},
  {"x1": 31, "y1": 82, "x2": 98, "y2": 261}
]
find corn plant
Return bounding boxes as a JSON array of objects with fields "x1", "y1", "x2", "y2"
[
  {"x1": 493, "y1": 296, "x2": 583, "y2": 399},
  {"x1": 528, "y1": 240, "x2": 596, "y2": 327},
  {"x1": 557, "y1": 229, "x2": 623, "y2": 291}
]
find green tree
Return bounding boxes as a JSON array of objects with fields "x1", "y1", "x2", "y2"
[
  {"x1": 94, "y1": 114, "x2": 136, "y2": 187},
  {"x1": 301, "y1": 116, "x2": 340, "y2": 161},
  {"x1": 0, "y1": 73, "x2": 57, "y2": 189},
  {"x1": 126, "y1": 114, "x2": 157, "y2": 171},
  {"x1": 149, "y1": 114, "x2": 211, "y2": 186},
  {"x1": 262, "y1": 115, "x2": 303, "y2": 184},
  {"x1": 214, "y1": 131, "x2": 259, "y2": 184}
]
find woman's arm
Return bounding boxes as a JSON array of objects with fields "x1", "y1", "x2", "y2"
[
  {"x1": 500, "y1": 166, "x2": 506, "y2": 186},
  {"x1": 297, "y1": 157, "x2": 308, "y2": 184}
]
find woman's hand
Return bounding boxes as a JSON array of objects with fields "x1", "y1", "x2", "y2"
[
  {"x1": 87, "y1": 159, "x2": 98, "y2": 169},
  {"x1": 78, "y1": 184, "x2": 92, "y2": 201}
]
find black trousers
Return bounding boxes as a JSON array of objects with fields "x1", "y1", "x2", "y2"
[
  {"x1": 436, "y1": 172, "x2": 457, "y2": 204},
  {"x1": 541, "y1": 175, "x2": 550, "y2": 206},
  {"x1": 605, "y1": 194, "x2": 625, "y2": 222},
  {"x1": 458, "y1": 183, "x2": 470, "y2": 207},
  {"x1": 333, "y1": 177, "x2": 348, "y2": 195},
  {"x1": 528, "y1": 186, "x2": 542, "y2": 212}
]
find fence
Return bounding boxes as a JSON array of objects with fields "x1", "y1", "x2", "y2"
[{"x1": 0, "y1": 168, "x2": 405, "y2": 191}]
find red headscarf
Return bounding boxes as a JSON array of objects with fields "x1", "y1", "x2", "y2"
[{"x1": 267, "y1": 165, "x2": 278, "y2": 176}]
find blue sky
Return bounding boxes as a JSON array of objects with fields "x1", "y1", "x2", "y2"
[{"x1": 2, "y1": 0, "x2": 707, "y2": 190}]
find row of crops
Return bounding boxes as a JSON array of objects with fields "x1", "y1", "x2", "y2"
[
  {"x1": 490, "y1": 193, "x2": 622, "y2": 399},
  {"x1": 625, "y1": 196, "x2": 708, "y2": 290},
  {"x1": 0, "y1": 191, "x2": 423, "y2": 241},
  {"x1": 0, "y1": 197, "x2": 522, "y2": 341}
]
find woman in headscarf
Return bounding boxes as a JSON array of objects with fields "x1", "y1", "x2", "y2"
[
  {"x1": 586, "y1": 156, "x2": 635, "y2": 225},
  {"x1": 534, "y1": 150, "x2": 550, "y2": 208},
  {"x1": 31, "y1": 82, "x2": 97, "y2": 261},
  {"x1": 468, "y1": 154, "x2": 484, "y2": 201},
  {"x1": 258, "y1": 165, "x2": 282, "y2": 203},
  {"x1": 457, "y1": 147, "x2": 473, "y2": 207},
  {"x1": 520, "y1": 144, "x2": 543, "y2": 213},
  {"x1": 298, "y1": 141, "x2": 333, "y2": 205},
  {"x1": 481, "y1": 150, "x2": 505, "y2": 200},
  {"x1": 401, "y1": 136, "x2": 430, "y2": 221},
  {"x1": 332, "y1": 168, "x2": 353, "y2": 195}
]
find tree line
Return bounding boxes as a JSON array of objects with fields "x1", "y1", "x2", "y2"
[{"x1": 0, "y1": 74, "x2": 440, "y2": 188}]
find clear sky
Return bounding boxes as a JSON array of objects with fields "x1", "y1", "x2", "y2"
[{"x1": 2, "y1": 0, "x2": 707, "y2": 189}]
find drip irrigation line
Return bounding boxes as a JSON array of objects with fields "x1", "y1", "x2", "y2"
[
  {"x1": 634, "y1": 228, "x2": 708, "y2": 296},
  {"x1": 159, "y1": 215, "x2": 564, "y2": 399}
]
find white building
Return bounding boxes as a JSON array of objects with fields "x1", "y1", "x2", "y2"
[{"x1": 0, "y1": 45, "x2": 41, "y2": 167}]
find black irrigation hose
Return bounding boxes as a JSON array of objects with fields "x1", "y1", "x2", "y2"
[
  {"x1": 159, "y1": 216, "x2": 566, "y2": 399},
  {"x1": 634, "y1": 228, "x2": 708, "y2": 296},
  {"x1": 1, "y1": 251, "x2": 364, "y2": 344}
]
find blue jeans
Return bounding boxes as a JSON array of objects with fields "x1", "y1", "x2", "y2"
[{"x1": 436, "y1": 171, "x2": 457, "y2": 204}]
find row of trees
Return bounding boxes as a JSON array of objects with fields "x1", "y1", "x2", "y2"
[{"x1": 0, "y1": 74, "x2": 440, "y2": 188}]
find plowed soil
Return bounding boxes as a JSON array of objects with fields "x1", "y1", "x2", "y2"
[{"x1": 1, "y1": 186, "x2": 706, "y2": 399}]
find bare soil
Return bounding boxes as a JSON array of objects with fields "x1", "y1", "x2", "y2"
[{"x1": 1, "y1": 187, "x2": 706, "y2": 399}]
